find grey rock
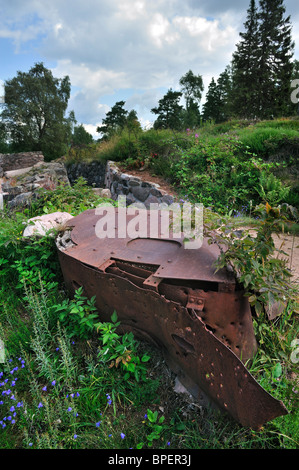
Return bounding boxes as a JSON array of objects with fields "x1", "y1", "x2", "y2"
[
  {"x1": 120, "y1": 173, "x2": 130, "y2": 181},
  {"x1": 8, "y1": 192, "x2": 33, "y2": 208},
  {"x1": 161, "y1": 194, "x2": 174, "y2": 205},
  {"x1": 149, "y1": 187, "x2": 163, "y2": 197},
  {"x1": 144, "y1": 195, "x2": 160, "y2": 209},
  {"x1": 131, "y1": 186, "x2": 151, "y2": 202},
  {"x1": 1, "y1": 184, "x2": 23, "y2": 196},
  {"x1": 126, "y1": 195, "x2": 137, "y2": 206},
  {"x1": 128, "y1": 180, "x2": 141, "y2": 187}
]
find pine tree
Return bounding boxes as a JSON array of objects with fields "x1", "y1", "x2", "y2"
[
  {"x1": 231, "y1": 0, "x2": 294, "y2": 119},
  {"x1": 202, "y1": 78, "x2": 221, "y2": 123},
  {"x1": 231, "y1": 0, "x2": 259, "y2": 118},
  {"x1": 217, "y1": 66, "x2": 233, "y2": 122},
  {"x1": 202, "y1": 67, "x2": 232, "y2": 124},
  {"x1": 96, "y1": 101, "x2": 128, "y2": 139},
  {"x1": 256, "y1": 0, "x2": 294, "y2": 118},
  {"x1": 151, "y1": 89, "x2": 183, "y2": 130}
]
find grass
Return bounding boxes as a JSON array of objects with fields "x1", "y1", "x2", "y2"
[{"x1": 1, "y1": 278, "x2": 297, "y2": 450}]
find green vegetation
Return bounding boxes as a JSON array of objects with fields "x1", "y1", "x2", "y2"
[
  {"x1": 0, "y1": 63, "x2": 75, "y2": 161},
  {"x1": 64, "y1": 118, "x2": 299, "y2": 220},
  {"x1": 0, "y1": 177, "x2": 298, "y2": 449}
]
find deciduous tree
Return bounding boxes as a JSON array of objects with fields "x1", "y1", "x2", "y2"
[
  {"x1": 179, "y1": 70, "x2": 204, "y2": 128},
  {"x1": 1, "y1": 62, "x2": 74, "y2": 160},
  {"x1": 72, "y1": 124, "x2": 94, "y2": 146}
]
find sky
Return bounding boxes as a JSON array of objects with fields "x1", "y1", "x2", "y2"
[{"x1": 0, "y1": 0, "x2": 299, "y2": 137}]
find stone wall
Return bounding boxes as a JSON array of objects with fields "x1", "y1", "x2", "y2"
[
  {"x1": 1, "y1": 152, "x2": 176, "y2": 210},
  {"x1": 105, "y1": 161, "x2": 174, "y2": 207},
  {"x1": 1, "y1": 161, "x2": 70, "y2": 209},
  {"x1": 66, "y1": 161, "x2": 106, "y2": 188},
  {"x1": 0, "y1": 151, "x2": 44, "y2": 175}
]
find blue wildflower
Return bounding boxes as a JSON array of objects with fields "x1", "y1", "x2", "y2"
[{"x1": 106, "y1": 394, "x2": 112, "y2": 405}]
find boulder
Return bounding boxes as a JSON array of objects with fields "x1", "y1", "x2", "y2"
[
  {"x1": 23, "y1": 212, "x2": 73, "y2": 238},
  {"x1": 92, "y1": 188, "x2": 112, "y2": 198}
]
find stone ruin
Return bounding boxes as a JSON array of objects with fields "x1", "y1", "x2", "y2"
[
  {"x1": 0, "y1": 153, "x2": 177, "y2": 211},
  {"x1": 0, "y1": 152, "x2": 70, "y2": 209}
]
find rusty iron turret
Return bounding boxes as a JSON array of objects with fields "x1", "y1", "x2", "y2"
[{"x1": 56, "y1": 207, "x2": 288, "y2": 430}]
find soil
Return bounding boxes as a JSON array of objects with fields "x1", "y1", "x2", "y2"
[{"x1": 117, "y1": 165, "x2": 299, "y2": 283}]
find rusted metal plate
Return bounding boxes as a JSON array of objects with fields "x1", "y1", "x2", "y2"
[
  {"x1": 66, "y1": 208, "x2": 235, "y2": 285},
  {"x1": 57, "y1": 207, "x2": 288, "y2": 430}
]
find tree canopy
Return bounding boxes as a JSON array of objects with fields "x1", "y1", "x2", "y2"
[
  {"x1": 96, "y1": 101, "x2": 129, "y2": 139},
  {"x1": 203, "y1": 0, "x2": 295, "y2": 122},
  {"x1": 231, "y1": 0, "x2": 294, "y2": 119},
  {"x1": 179, "y1": 70, "x2": 204, "y2": 128},
  {"x1": 151, "y1": 89, "x2": 183, "y2": 130},
  {"x1": 1, "y1": 62, "x2": 75, "y2": 160},
  {"x1": 72, "y1": 124, "x2": 94, "y2": 146}
]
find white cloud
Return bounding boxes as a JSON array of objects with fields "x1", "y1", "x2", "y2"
[
  {"x1": 82, "y1": 123, "x2": 101, "y2": 139},
  {"x1": 0, "y1": 0, "x2": 298, "y2": 129}
]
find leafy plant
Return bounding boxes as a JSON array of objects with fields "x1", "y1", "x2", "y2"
[
  {"x1": 33, "y1": 176, "x2": 113, "y2": 217},
  {"x1": 207, "y1": 202, "x2": 298, "y2": 316},
  {"x1": 137, "y1": 409, "x2": 167, "y2": 448},
  {"x1": 257, "y1": 172, "x2": 291, "y2": 206},
  {"x1": 96, "y1": 311, "x2": 151, "y2": 383},
  {"x1": 54, "y1": 287, "x2": 99, "y2": 340}
]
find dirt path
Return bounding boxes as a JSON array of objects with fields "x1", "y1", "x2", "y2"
[
  {"x1": 265, "y1": 232, "x2": 298, "y2": 282},
  {"x1": 117, "y1": 165, "x2": 299, "y2": 282}
]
